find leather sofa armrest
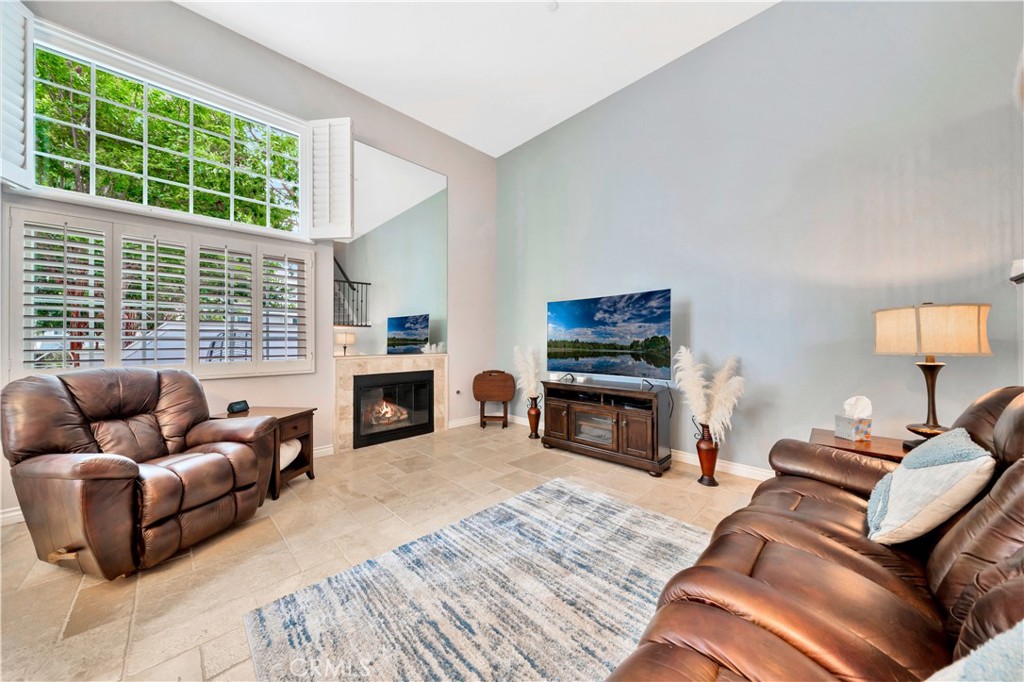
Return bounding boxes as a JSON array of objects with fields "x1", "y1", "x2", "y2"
[
  {"x1": 12, "y1": 453, "x2": 139, "y2": 480},
  {"x1": 768, "y1": 438, "x2": 898, "y2": 497},
  {"x1": 185, "y1": 416, "x2": 277, "y2": 506},
  {"x1": 11, "y1": 454, "x2": 138, "y2": 579},
  {"x1": 185, "y1": 416, "x2": 276, "y2": 447}
]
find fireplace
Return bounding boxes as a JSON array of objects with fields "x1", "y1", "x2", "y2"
[{"x1": 353, "y1": 370, "x2": 434, "y2": 448}]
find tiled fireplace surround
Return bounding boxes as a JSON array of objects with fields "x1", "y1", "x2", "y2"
[{"x1": 335, "y1": 353, "x2": 448, "y2": 453}]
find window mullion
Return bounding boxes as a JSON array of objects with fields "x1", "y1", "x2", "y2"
[
  {"x1": 142, "y1": 82, "x2": 149, "y2": 207},
  {"x1": 106, "y1": 223, "x2": 121, "y2": 368},
  {"x1": 153, "y1": 237, "x2": 160, "y2": 362},
  {"x1": 60, "y1": 222, "x2": 69, "y2": 367},
  {"x1": 88, "y1": 65, "x2": 96, "y2": 197}
]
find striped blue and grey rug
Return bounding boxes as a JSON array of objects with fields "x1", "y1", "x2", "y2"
[{"x1": 244, "y1": 479, "x2": 710, "y2": 681}]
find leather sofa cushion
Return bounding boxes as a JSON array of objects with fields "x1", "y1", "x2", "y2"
[
  {"x1": 154, "y1": 369, "x2": 211, "y2": 455},
  {"x1": 610, "y1": 602, "x2": 836, "y2": 681},
  {"x1": 1, "y1": 374, "x2": 100, "y2": 463},
  {"x1": 137, "y1": 463, "x2": 183, "y2": 526},
  {"x1": 62, "y1": 368, "x2": 161, "y2": 424},
  {"x1": 181, "y1": 442, "x2": 259, "y2": 489},
  {"x1": 708, "y1": 509, "x2": 938, "y2": 620},
  {"x1": 658, "y1": 524, "x2": 949, "y2": 679},
  {"x1": 748, "y1": 475, "x2": 869, "y2": 533},
  {"x1": 138, "y1": 443, "x2": 258, "y2": 527},
  {"x1": 950, "y1": 387, "x2": 1023, "y2": 462},
  {"x1": 90, "y1": 414, "x2": 168, "y2": 462},
  {"x1": 954, "y1": 576, "x2": 1024, "y2": 659},
  {"x1": 145, "y1": 452, "x2": 235, "y2": 512}
]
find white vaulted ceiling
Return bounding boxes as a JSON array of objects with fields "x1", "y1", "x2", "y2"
[{"x1": 178, "y1": 2, "x2": 773, "y2": 157}]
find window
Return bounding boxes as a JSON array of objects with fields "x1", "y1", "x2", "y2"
[
  {"x1": 9, "y1": 206, "x2": 314, "y2": 378},
  {"x1": 31, "y1": 45, "x2": 302, "y2": 233},
  {"x1": 261, "y1": 254, "x2": 309, "y2": 362},
  {"x1": 120, "y1": 232, "x2": 187, "y2": 366},
  {"x1": 197, "y1": 244, "x2": 254, "y2": 364},
  {"x1": 2, "y1": 9, "x2": 352, "y2": 240},
  {"x1": 20, "y1": 219, "x2": 107, "y2": 369}
]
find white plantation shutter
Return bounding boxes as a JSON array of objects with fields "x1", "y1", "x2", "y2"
[
  {"x1": 8, "y1": 207, "x2": 314, "y2": 379},
  {"x1": 20, "y1": 221, "x2": 108, "y2": 369},
  {"x1": 260, "y1": 251, "x2": 310, "y2": 365},
  {"x1": 309, "y1": 117, "x2": 352, "y2": 239},
  {"x1": 1, "y1": 0, "x2": 34, "y2": 188},
  {"x1": 197, "y1": 244, "x2": 254, "y2": 366},
  {"x1": 120, "y1": 234, "x2": 188, "y2": 366}
]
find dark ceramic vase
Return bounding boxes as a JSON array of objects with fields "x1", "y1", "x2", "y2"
[
  {"x1": 696, "y1": 423, "x2": 719, "y2": 487},
  {"x1": 527, "y1": 396, "x2": 541, "y2": 439}
]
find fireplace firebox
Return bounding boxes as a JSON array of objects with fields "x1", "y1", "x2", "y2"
[{"x1": 353, "y1": 370, "x2": 433, "y2": 448}]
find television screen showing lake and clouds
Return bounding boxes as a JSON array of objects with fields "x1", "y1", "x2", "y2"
[
  {"x1": 547, "y1": 289, "x2": 671, "y2": 379},
  {"x1": 386, "y1": 314, "x2": 429, "y2": 355}
]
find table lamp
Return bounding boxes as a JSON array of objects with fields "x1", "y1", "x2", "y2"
[
  {"x1": 335, "y1": 331, "x2": 357, "y2": 356},
  {"x1": 874, "y1": 302, "x2": 991, "y2": 449}
]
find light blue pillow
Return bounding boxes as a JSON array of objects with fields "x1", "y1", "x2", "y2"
[{"x1": 866, "y1": 428, "x2": 995, "y2": 545}]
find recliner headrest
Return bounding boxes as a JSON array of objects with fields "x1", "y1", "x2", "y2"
[{"x1": 951, "y1": 387, "x2": 1024, "y2": 465}]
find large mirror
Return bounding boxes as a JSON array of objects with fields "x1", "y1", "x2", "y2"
[{"x1": 333, "y1": 142, "x2": 447, "y2": 355}]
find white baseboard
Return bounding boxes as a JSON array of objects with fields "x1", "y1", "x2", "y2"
[
  {"x1": 313, "y1": 444, "x2": 335, "y2": 458},
  {"x1": 1, "y1": 506, "x2": 24, "y2": 526},
  {"x1": 448, "y1": 416, "x2": 480, "y2": 429},
  {"x1": 670, "y1": 448, "x2": 773, "y2": 481},
  {"x1": 448, "y1": 414, "x2": 535, "y2": 430},
  {"x1": 449, "y1": 416, "x2": 771, "y2": 481}
]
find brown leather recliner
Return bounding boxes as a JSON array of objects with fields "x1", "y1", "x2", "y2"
[
  {"x1": 1, "y1": 367, "x2": 277, "y2": 580},
  {"x1": 610, "y1": 386, "x2": 1024, "y2": 681}
]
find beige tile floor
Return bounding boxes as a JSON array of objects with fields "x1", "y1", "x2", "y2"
[{"x1": 0, "y1": 424, "x2": 763, "y2": 681}]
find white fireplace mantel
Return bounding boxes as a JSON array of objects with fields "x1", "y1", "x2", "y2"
[{"x1": 334, "y1": 353, "x2": 448, "y2": 453}]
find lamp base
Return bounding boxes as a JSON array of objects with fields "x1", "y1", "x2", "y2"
[
  {"x1": 902, "y1": 423, "x2": 948, "y2": 451},
  {"x1": 906, "y1": 422, "x2": 949, "y2": 438}
]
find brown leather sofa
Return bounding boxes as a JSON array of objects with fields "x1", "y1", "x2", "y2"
[
  {"x1": 1, "y1": 368, "x2": 277, "y2": 579},
  {"x1": 611, "y1": 387, "x2": 1024, "y2": 681}
]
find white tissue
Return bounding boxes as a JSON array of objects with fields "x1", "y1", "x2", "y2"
[{"x1": 843, "y1": 395, "x2": 872, "y2": 419}]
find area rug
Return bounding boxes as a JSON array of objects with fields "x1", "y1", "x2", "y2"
[{"x1": 244, "y1": 479, "x2": 711, "y2": 681}]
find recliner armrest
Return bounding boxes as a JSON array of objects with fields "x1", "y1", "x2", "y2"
[
  {"x1": 12, "y1": 453, "x2": 139, "y2": 480},
  {"x1": 185, "y1": 416, "x2": 276, "y2": 447},
  {"x1": 768, "y1": 438, "x2": 898, "y2": 497}
]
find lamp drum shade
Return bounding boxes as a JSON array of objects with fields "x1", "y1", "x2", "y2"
[
  {"x1": 335, "y1": 331, "x2": 357, "y2": 346},
  {"x1": 874, "y1": 304, "x2": 991, "y2": 356}
]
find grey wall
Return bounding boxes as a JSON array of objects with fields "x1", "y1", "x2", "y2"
[
  {"x1": 496, "y1": 2, "x2": 1024, "y2": 470},
  {"x1": 2, "y1": 1, "x2": 497, "y2": 513},
  {"x1": 336, "y1": 190, "x2": 448, "y2": 354}
]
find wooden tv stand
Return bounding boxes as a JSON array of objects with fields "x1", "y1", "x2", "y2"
[{"x1": 541, "y1": 380, "x2": 671, "y2": 477}]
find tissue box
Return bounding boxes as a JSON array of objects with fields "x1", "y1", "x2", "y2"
[{"x1": 835, "y1": 415, "x2": 872, "y2": 441}]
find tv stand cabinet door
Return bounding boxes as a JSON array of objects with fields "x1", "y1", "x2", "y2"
[
  {"x1": 621, "y1": 411, "x2": 654, "y2": 459},
  {"x1": 545, "y1": 399, "x2": 568, "y2": 440},
  {"x1": 569, "y1": 405, "x2": 620, "y2": 453}
]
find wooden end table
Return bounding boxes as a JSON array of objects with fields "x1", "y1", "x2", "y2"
[
  {"x1": 212, "y1": 406, "x2": 316, "y2": 499},
  {"x1": 808, "y1": 427, "x2": 908, "y2": 463}
]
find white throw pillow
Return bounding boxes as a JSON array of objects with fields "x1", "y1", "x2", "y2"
[{"x1": 866, "y1": 428, "x2": 995, "y2": 545}]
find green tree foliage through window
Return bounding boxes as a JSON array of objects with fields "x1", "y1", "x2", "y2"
[{"x1": 32, "y1": 46, "x2": 301, "y2": 232}]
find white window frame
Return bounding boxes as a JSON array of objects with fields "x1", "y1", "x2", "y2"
[
  {"x1": 6, "y1": 204, "x2": 315, "y2": 380},
  {"x1": 13, "y1": 19, "x2": 314, "y2": 242}
]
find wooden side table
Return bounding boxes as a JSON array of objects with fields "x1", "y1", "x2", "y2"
[
  {"x1": 212, "y1": 406, "x2": 316, "y2": 499},
  {"x1": 808, "y1": 428, "x2": 908, "y2": 463}
]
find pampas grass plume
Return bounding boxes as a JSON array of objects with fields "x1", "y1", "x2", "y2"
[
  {"x1": 673, "y1": 346, "x2": 745, "y2": 445},
  {"x1": 673, "y1": 346, "x2": 709, "y2": 423},
  {"x1": 513, "y1": 346, "x2": 540, "y2": 401}
]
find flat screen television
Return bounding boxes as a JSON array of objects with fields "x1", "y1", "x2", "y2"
[
  {"x1": 386, "y1": 314, "x2": 429, "y2": 355},
  {"x1": 547, "y1": 289, "x2": 671, "y2": 380}
]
